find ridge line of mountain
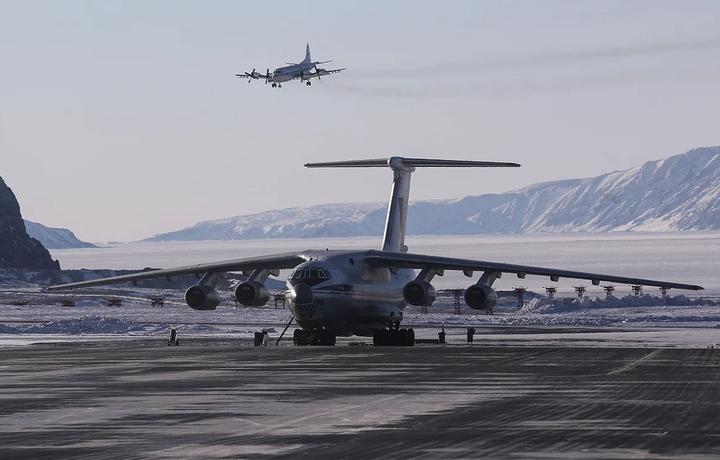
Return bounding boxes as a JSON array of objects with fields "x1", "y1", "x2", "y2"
[{"x1": 140, "y1": 146, "x2": 720, "y2": 242}]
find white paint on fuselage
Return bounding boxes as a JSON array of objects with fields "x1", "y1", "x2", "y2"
[
  {"x1": 270, "y1": 63, "x2": 315, "y2": 83},
  {"x1": 285, "y1": 250, "x2": 415, "y2": 336}
]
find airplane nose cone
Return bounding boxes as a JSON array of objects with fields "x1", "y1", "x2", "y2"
[{"x1": 290, "y1": 283, "x2": 314, "y2": 305}]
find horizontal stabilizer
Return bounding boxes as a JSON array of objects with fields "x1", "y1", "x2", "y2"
[{"x1": 305, "y1": 157, "x2": 521, "y2": 168}]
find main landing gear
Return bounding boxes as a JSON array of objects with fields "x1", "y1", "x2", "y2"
[
  {"x1": 306, "y1": 81, "x2": 312, "y2": 86},
  {"x1": 272, "y1": 83, "x2": 282, "y2": 88},
  {"x1": 373, "y1": 323, "x2": 415, "y2": 347},
  {"x1": 293, "y1": 328, "x2": 336, "y2": 346}
]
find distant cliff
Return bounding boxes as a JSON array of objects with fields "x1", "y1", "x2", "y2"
[
  {"x1": 24, "y1": 220, "x2": 97, "y2": 249},
  {"x1": 0, "y1": 177, "x2": 60, "y2": 269},
  {"x1": 144, "y1": 146, "x2": 720, "y2": 241}
]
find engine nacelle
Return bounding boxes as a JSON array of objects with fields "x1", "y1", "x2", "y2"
[
  {"x1": 184, "y1": 284, "x2": 221, "y2": 310},
  {"x1": 464, "y1": 285, "x2": 498, "y2": 310},
  {"x1": 234, "y1": 281, "x2": 270, "y2": 307},
  {"x1": 403, "y1": 281, "x2": 437, "y2": 306}
]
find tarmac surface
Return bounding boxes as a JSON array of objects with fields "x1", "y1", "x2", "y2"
[{"x1": 2, "y1": 329, "x2": 720, "y2": 459}]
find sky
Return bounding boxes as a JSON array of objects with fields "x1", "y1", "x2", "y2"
[{"x1": 1, "y1": 0, "x2": 720, "y2": 243}]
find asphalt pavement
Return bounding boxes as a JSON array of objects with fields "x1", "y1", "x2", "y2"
[{"x1": 2, "y1": 332, "x2": 720, "y2": 459}]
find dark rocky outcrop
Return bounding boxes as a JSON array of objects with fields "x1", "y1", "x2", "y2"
[{"x1": 0, "y1": 177, "x2": 60, "y2": 269}]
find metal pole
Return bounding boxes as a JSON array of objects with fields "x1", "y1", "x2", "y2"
[{"x1": 276, "y1": 315, "x2": 295, "y2": 346}]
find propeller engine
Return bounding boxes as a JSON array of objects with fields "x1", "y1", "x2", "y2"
[
  {"x1": 403, "y1": 281, "x2": 437, "y2": 306},
  {"x1": 243, "y1": 68, "x2": 271, "y2": 84},
  {"x1": 185, "y1": 284, "x2": 221, "y2": 310},
  {"x1": 464, "y1": 285, "x2": 498, "y2": 311},
  {"x1": 244, "y1": 68, "x2": 258, "y2": 83},
  {"x1": 234, "y1": 281, "x2": 270, "y2": 307}
]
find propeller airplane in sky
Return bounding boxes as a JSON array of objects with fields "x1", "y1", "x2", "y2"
[{"x1": 236, "y1": 44, "x2": 345, "y2": 87}]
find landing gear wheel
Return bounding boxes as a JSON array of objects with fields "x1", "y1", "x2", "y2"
[
  {"x1": 407, "y1": 328, "x2": 415, "y2": 346},
  {"x1": 321, "y1": 330, "x2": 336, "y2": 346},
  {"x1": 378, "y1": 329, "x2": 390, "y2": 347},
  {"x1": 397, "y1": 329, "x2": 409, "y2": 346},
  {"x1": 294, "y1": 329, "x2": 310, "y2": 346},
  {"x1": 306, "y1": 81, "x2": 312, "y2": 86}
]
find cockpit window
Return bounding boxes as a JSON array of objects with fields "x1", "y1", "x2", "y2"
[{"x1": 290, "y1": 267, "x2": 332, "y2": 287}]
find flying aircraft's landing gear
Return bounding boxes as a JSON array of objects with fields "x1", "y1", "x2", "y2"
[
  {"x1": 293, "y1": 328, "x2": 336, "y2": 346},
  {"x1": 373, "y1": 323, "x2": 415, "y2": 347},
  {"x1": 271, "y1": 83, "x2": 277, "y2": 87},
  {"x1": 306, "y1": 81, "x2": 311, "y2": 86}
]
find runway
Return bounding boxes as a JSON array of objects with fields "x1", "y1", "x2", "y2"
[{"x1": 2, "y1": 333, "x2": 720, "y2": 459}]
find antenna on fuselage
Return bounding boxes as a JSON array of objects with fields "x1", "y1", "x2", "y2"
[{"x1": 304, "y1": 157, "x2": 521, "y2": 253}]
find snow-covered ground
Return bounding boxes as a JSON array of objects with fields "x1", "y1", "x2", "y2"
[{"x1": 1, "y1": 283, "x2": 718, "y2": 348}]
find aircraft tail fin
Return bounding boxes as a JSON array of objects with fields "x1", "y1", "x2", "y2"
[
  {"x1": 305, "y1": 157, "x2": 520, "y2": 252},
  {"x1": 302, "y1": 43, "x2": 311, "y2": 64}
]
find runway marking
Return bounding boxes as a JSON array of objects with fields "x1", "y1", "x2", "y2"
[{"x1": 606, "y1": 349, "x2": 663, "y2": 375}]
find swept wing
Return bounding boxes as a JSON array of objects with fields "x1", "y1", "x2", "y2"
[
  {"x1": 47, "y1": 252, "x2": 307, "y2": 291},
  {"x1": 364, "y1": 250, "x2": 703, "y2": 291}
]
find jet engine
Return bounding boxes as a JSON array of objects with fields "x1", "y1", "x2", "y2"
[
  {"x1": 464, "y1": 285, "x2": 498, "y2": 310},
  {"x1": 185, "y1": 284, "x2": 221, "y2": 310},
  {"x1": 403, "y1": 281, "x2": 437, "y2": 306},
  {"x1": 234, "y1": 281, "x2": 270, "y2": 307}
]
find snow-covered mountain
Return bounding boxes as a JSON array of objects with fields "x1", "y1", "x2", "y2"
[
  {"x1": 144, "y1": 146, "x2": 720, "y2": 242},
  {"x1": 24, "y1": 220, "x2": 97, "y2": 249}
]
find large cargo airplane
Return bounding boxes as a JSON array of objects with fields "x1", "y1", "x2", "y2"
[
  {"x1": 236, "y1": 44, "x2": 345, "y2": 87},
  {"x1": 49, "y1": 157, "x2": 703, "y2": 346}
]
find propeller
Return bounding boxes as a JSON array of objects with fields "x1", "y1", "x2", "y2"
[
  {"x1": 265, "y1": 68, "x2": 270, "y2": 84},
  {"x1": 244, "y1": 68, "x2": 256, "y2": 83},
  {"x1": 314, "y1": 64, "x2": 321, "y2": 81}
]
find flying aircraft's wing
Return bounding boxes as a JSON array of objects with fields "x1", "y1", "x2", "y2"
[
  {"x1": 301, "y1": 68, "x2": 346, "y2": 81},
  {"x1": 364, "y1": 250, "x2": 704, "y2": 291},
  {"x1": 316, "y1": 67, "x2": 345, "y2": 76},
  {"x1": 47, "y1": 252, "x2": 308, "y2": 291}
]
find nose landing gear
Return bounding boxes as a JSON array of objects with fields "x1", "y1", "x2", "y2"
[
  {"x1": 373, "y1": 322, "x2": 415, "y2": 346},
  {"x1": 293, "y1": 328, "x2": 336, "y2": 346}
]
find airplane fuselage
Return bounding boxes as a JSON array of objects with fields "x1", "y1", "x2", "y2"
[
  {"x1": 285, "y1": 250, "x2": 415, "y2": 337},
  {"x1": 271, "y1": 62, "x2": 316, "y2": 83}
]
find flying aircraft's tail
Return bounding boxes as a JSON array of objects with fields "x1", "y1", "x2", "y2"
[
  {"x1": 305, "y1": 157, "x2": 520, "y2": 253},
  {"x1": 301, "y1": 43, "x2": 311, "y2": 64}
]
